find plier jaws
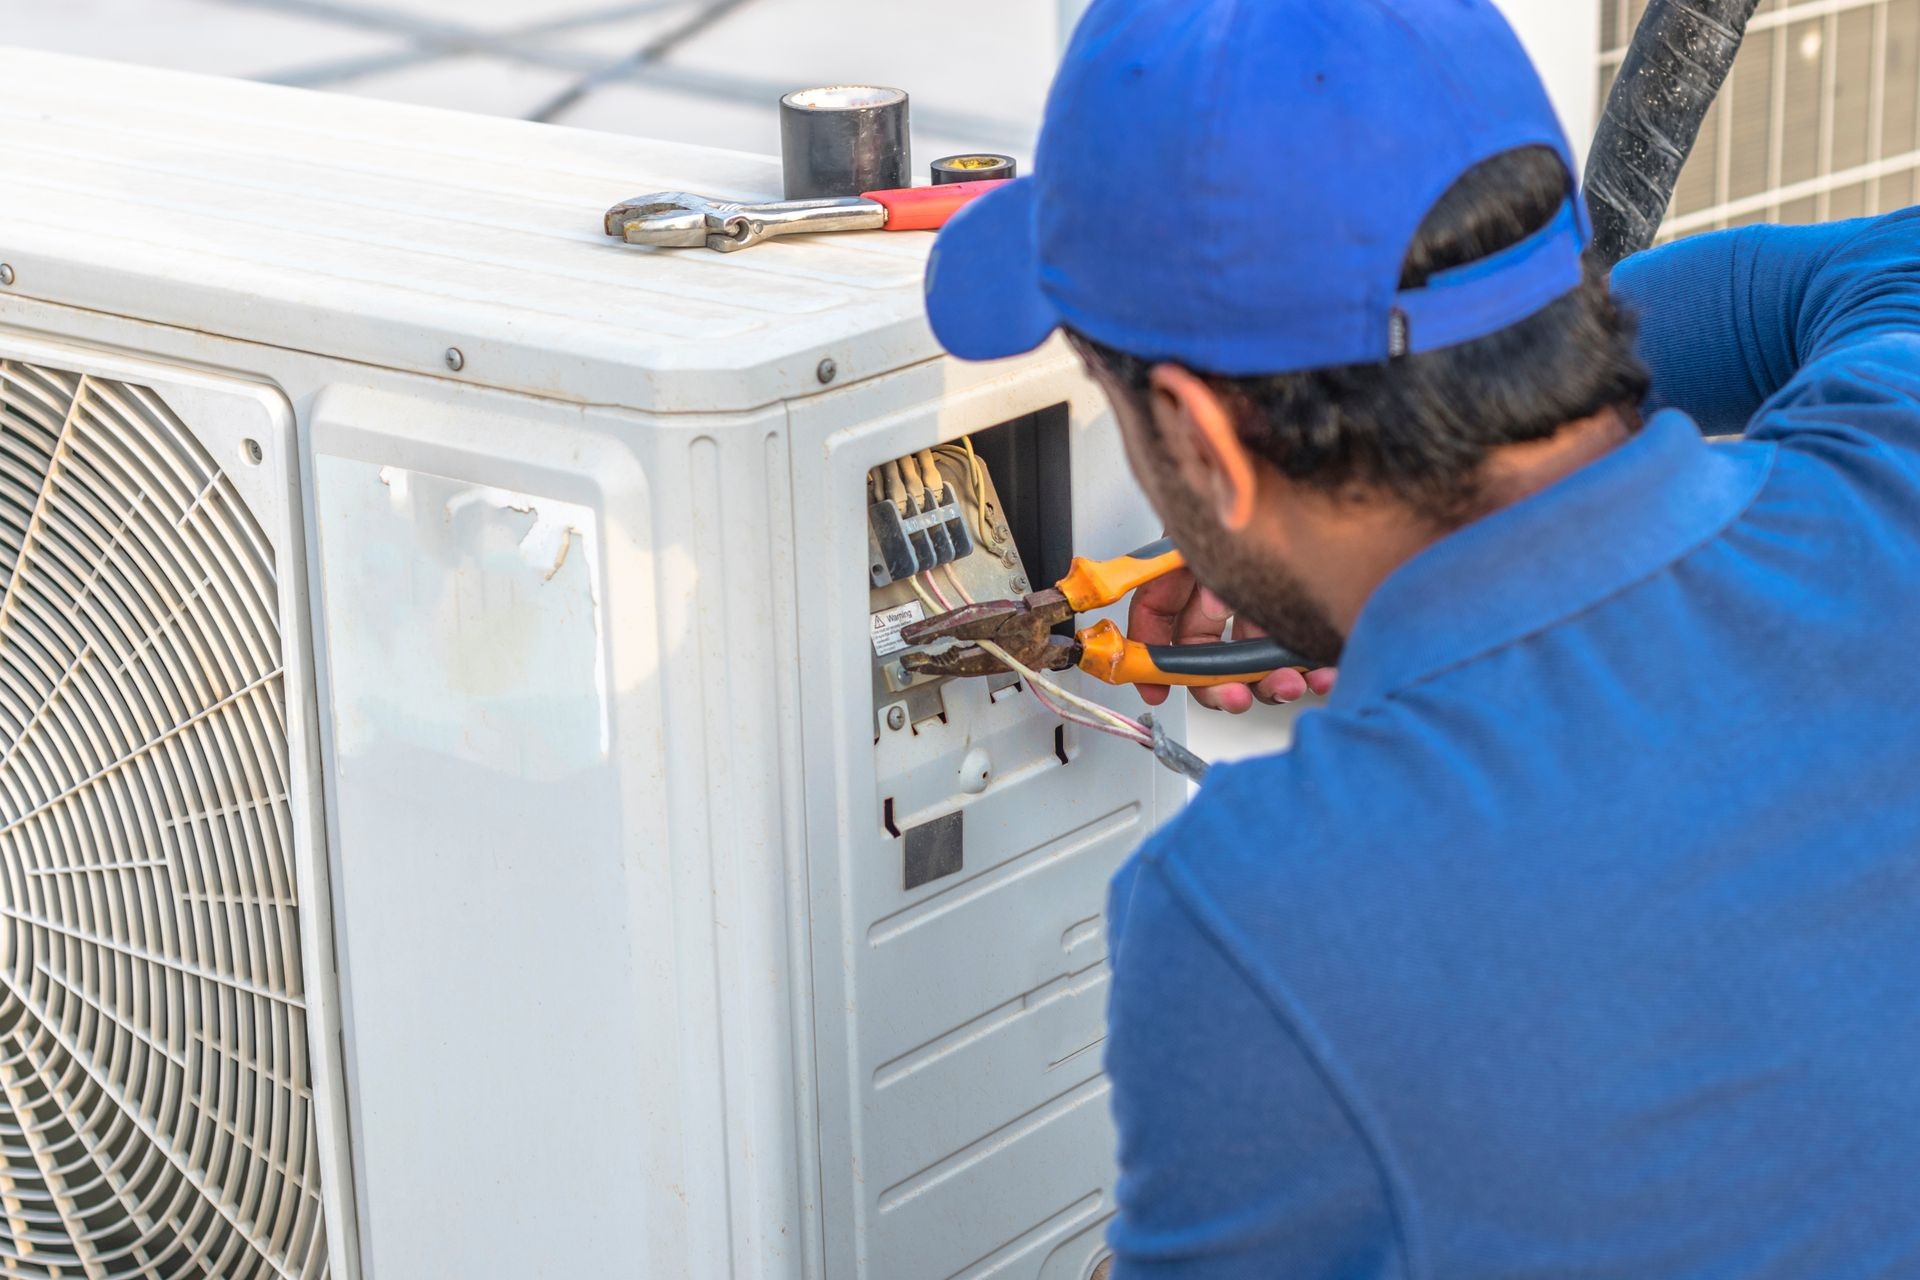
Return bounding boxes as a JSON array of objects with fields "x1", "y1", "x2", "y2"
[
  {"x1": 901, "y1": 590, "x2": 1073, "y2": 646},
  {"x1": 908, "y1": 632, "x2": 1080, "y2": 678}
]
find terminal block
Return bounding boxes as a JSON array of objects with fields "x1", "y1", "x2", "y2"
[
  {"x1": 867, "y1": 449, "x2": 981, "y2": 588},
  {"x1": 868, "y1": 485, "x2": 975, "y2": 587}
]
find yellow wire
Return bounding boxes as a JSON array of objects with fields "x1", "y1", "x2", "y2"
[{"x1": 934, "y1": 437, "x2": 999, "y2": 550}]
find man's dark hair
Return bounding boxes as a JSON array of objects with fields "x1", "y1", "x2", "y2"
[{"x1": 1076, "y1": 147, "x2": 1651, "y2": 526}]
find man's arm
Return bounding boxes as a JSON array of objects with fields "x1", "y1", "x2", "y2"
[
  {"x1": 1611, "y1": 209, "x2": 1920, "y2": 437},
  {"x1": 1105, "y1": 857, "x2": 1400, "y2": 1278}
]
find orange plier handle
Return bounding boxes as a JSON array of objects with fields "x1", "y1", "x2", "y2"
[
  {"x1": 1056, "y1": 537, "x2": 1188, "y2": 612},
  {"x1": 1060, "y1": 539, "x2": 1309, "y2": 687},
  {"x1": 1074, "y1": 620, "x2": 1305, "y2": 687}
]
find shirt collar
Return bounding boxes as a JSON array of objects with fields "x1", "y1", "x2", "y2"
[{"x1": 1331, "y1": 411, "x2": 1774, "y2": 710}]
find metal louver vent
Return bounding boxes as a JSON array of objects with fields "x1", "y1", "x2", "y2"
[
  {"x1": 0, "y1": 361, "x2": 326, "y2": 1279},
  {"x1": 1601, "y1": 0, "x2": 1920, "y2": 237}
]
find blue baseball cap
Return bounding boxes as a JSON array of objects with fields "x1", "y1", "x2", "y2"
[{"x1": 924, "y1": 0, "x2": 1589, "y2": 375}]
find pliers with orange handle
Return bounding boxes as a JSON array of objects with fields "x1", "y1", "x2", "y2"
[{"x1": 900, "y1": 539, "x2": 1307, "y2": 687}]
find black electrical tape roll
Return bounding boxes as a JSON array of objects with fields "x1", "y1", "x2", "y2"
[
  {"x1": 781, "y1": 86, "x2": 910, "y2": 200},
  {"x1": 1145, "y1": 638, "x2": 1310, "y2": 678},
  {"x1": 932, "y1": 154, "x2": 1019, "y2": 186},
  {"x1": 1585, "y1": 0, "x2": 1763, "y2": 268}
]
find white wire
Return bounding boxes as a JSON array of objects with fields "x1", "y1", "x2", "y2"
[
  {"x1": 929, "y1": 567, "x2": 1150, "y2": 743},
  {"x1": 911, "y1": 572, "x2": 1150, "y2": 746},
  {"x1": 932, "y1": 567, "x2": 1111, "y2": 736},
  {"x1": 979, "y1": 636, "x2": 1152, "y2": 745}
]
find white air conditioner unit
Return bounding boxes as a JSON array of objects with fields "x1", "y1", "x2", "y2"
[{"x1": 0, "y1": 47, "x2": 1184, "y2": 1280}]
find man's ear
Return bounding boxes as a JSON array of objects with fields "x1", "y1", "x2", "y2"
[{"x1": 1148, "y1": 365, "x2": 1257, "y2": 531}]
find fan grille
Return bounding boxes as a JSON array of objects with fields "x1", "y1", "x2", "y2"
[{"x1": 0, "y1": 361, "x2": 326, "y2": 1280}]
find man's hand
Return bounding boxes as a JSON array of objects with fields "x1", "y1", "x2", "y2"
[{"x1": 1127, "y1": 567, "x2": 1338, "y2": 714}]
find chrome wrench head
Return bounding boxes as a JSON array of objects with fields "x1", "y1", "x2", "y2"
[
  {"x1": 603, "y1": 193, "x2": 741, "y2": 248},
  {"x1": 603, "y1": 191, "x2": 888, "y2": 252}
]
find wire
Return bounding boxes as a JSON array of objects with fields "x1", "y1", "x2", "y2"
[
  {"x1": 912, "y1": 571, "x2": 1151, "y2": 747},
  {"x1": 935, "y1": 556, "x2": 1149, "y2": 745},
  {"x1": 916, "y1": 449, "x2": 944, "y2": 506},
  {"x1": 935, "y1": 438, "x2": 1000, "y2": 550},
  {"x1": 878, "y1": 445, "x2": 1159, "y2": 754},
  {"x1": 916, "y1": 570, "x2": 952, "y2": 613},
  {"x1": 884, "y1": 459, "x2": 908, "y2": 510},
  {"x1": 898, "y1": 452, "x2": 927, "y2": 506},
  {"x1": 882, "y1": 448, "x2": 1155, "y2": 749},
  {"x1": 988, "y1": 639, "x2": 1152, "y2": 746}
]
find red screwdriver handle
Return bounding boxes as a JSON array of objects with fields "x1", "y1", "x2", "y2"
[{"x1": 862, "y1": 179, "x2": 1012, "y2": 232}]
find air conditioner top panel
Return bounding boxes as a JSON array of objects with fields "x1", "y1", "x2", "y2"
[{"x1": 0, "y1": 47, "x2": 963, "y2": 415}]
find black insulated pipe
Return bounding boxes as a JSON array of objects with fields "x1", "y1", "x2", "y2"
[{"x1": 1585, "y1": 0, "x2": 1765, "y2": 268}]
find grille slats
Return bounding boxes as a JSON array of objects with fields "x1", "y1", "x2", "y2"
[{"x1": 0, "y1": 360, "x2": 325, "y2": 1280}]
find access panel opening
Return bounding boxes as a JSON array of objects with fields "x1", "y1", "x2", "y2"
[
  {"x1": 966, "y1": 403, "x2": 1073, "y2": 603},
  {"x1": 865, "y1": 403, "x2": 1074, "y2": 741}
]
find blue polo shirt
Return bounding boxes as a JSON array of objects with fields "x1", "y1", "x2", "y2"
[{"x1": 1105, "y1": 209, "x2": 1920, "y2": 1278}]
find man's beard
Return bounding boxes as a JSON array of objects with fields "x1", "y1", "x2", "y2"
[{"x1": 1150, "y1": 462, "x2": 1348, "y2": 669}]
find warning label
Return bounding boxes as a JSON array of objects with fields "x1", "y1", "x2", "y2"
[{"x1": 870, "y1": 600, "x2": 928, "y2": 658}]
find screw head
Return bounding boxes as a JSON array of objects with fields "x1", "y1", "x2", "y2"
[
  {"x1": 0, "y1": 264, "x2": 13, "y2": 287},
  {"x1": 885, "y1": 705, "x2": 907, "y2": 731},
  {"x1": 444, "y1": 347, "x2": 465, "y2": 372},
  {"x1": 816, "y1": 358, "x2": 838, "y2": 385},
  {"x1": 1010, "y1": 575, "x2": 1030, "y2": 594},
  {"x1": 242, "y1": 438, "x2": 264, "y2": 465}
]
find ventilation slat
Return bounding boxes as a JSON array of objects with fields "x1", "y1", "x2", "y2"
[{"x1": 0, "y1": 361, "x2": 325, "y2": 1280}]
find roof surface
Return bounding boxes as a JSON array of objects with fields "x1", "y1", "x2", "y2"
[{"x1": 0, "y1": 47, "x2": 950, "y2": 413}]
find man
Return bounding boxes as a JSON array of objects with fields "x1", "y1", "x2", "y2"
[{"x1": 923, "y1": 0, "x2": 1920, "y2": 1275}]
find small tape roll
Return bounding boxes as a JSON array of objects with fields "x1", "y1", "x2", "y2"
[{"x1": 932, "y1": 154, "x2": 1018, "y2": 186}]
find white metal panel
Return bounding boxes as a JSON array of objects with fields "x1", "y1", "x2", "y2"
[
  {"x1": 0, "y1": 48, "x2": 944, "y2": 416},
  {"x1": 788, "y1": 348, "x2": 1188, "y2": 1280},
  {"x1": 308, "y1": 385, "x2": 757, "y2": 1279}
]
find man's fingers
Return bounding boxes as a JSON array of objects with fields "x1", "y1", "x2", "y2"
[
  {"x1": 1172, "y1": 586, "x2": 1235, "y2": 647},
  {"x1": 1124, "y1": 571, "x2": 1337, "y2": 713},
  {"x1": 1127, "y1": 568, "x2": 1199, "y2": 648},
  {"x1": 1193, "y1": 682, "x2": 1256, "y2": 715},
  {"x1": 1253, "y1": 668, "x2": 1310, "y2": 704}
]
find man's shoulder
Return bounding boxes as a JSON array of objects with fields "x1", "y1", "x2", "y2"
[{"x1": 1128, "y1": 707, "x2": 1447, "y2": 953}]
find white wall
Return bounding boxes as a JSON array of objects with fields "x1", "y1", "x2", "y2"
[{"x1": 1497, "y1": 0, "x2": 1602, "y2": 160}]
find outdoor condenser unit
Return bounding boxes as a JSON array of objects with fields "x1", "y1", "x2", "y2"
[{"x1": 0, "y1": 48, "x2": 1183, "y2": 1280}]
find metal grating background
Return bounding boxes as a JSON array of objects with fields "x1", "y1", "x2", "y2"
[
  {"x1": 0, "y1": 362, "x2": 325, "y2": 1279},
  {"x1": 1600, "y1": 0, "x2": 1920, "y2": 237}
]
